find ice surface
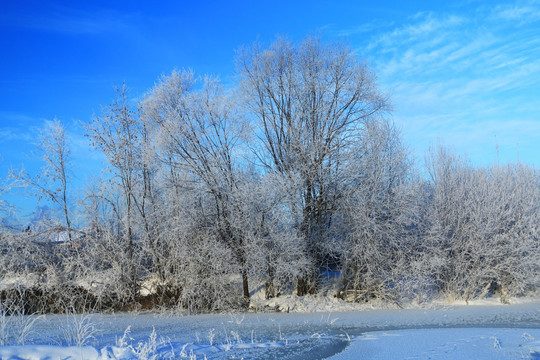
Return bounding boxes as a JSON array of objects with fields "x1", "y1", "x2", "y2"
[{"x1": 333, "y1": 328, "x2": 540, "y2": 360}]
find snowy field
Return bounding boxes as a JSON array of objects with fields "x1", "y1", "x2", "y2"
[{"x1": 1, "y1": 301, "x2": 539, "y2": 359}]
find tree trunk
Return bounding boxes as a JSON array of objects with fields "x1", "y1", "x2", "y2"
[
  {"x1": 242, "y1": 266, "x2": 250, "y2": 299},
  {"x1": 297, "y1": 277, "x2": 307, "y2": 296},
  {"x1": 265, "y1": 264, "x2": 276, "y2": 299}
]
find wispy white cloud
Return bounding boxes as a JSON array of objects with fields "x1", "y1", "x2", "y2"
[
  {"x1": 491, "y1": 1, "x2": 540, "y2": 24},
  {"x1": 354, "y1": 2, "x2": 540, "y2": 166},
  {"x1": 367, "y1": 13, "x2": 467, "y2": 54},
  {"x1": 0, "y1": 112, "x2": 44, "y2": 145},
  {"x1": 334, "y1": 19, "x2": 395, "y2": 37},
  {"x1": 3, "y1": 5, "x2": 138, "y2": 35}
]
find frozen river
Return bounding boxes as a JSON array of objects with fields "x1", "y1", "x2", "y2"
[{"x1": 1, "y1": 302, "x2": 540, "y2": 359}]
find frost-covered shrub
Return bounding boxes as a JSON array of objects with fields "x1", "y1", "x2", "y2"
[
  {"x1": 424, "y1": 147, "x2": 540, "y2": 303},
  {"x1": 0, "y1": 287, "x2": 42, "y2": 346},
  {"x1": 165, "y1": 229, "x2": 245, "y2": 312}
]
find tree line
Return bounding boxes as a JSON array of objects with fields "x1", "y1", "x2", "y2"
[{"x1": 1, "y1": 37, "x2": 539, "y2": 312}]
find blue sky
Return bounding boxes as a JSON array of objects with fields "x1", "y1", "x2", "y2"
[{"x1": 1, "y1": 0, "x2": 540, "y2": 218}]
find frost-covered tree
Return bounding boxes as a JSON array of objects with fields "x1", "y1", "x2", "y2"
[
  {"x1": 0, "y1": 170, "x2": 19, "y2": 225},
  {"x1": 143, "y1": 70, "x2": 253, "y2": 301},
  {"x1": 11, "y1": 119, "x2": 73, "y2": 239},
  {"x1": 237, "y1": 36, "x2": 389, "y2": 295},
  {"x1": 336, "y1": 119, "x2": 414, "y2": 304},
  {"x1": 235, "y1": 170, "x2": 310, "y2": 299},
  {"x1": 86, "y1": 84, "x2": 142, "y2": 301}
]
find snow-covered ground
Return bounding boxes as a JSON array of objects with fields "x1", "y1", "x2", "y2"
[{"x1": 1, "y1": 301, "x2": 539, "y2": 359}]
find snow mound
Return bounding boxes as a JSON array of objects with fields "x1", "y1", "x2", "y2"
[
  {"x1": 249, "y1": 292, "x2": 395, "y2": 313},
  {"x1": 0, "y1": 341, "x2": 286, "y2": 360}
]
